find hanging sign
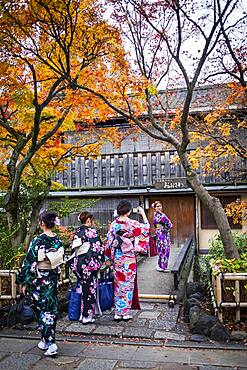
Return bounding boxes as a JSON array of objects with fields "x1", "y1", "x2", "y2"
[{"x1": 154, "y1": 177, "x2": 188, "y2": 190}]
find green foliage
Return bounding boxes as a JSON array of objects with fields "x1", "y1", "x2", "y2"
[
  {"x1": 212, "y1": 253, "x2": 247, "y2": 274},
  {"x1": 207, "y1": 232, "x2": 247, "y2": 274},
  {"x1": 47, "y1": 197, "x2": 100, "y2": 219},
  {"x1": 0, "y1": 214, "x2": 25, "y2": 269},
  {"x1": 207, "y1": 232, "x2": 247, "y2": 260},
  {"x1": 193, "y1": 255, "x2": 210, "y2": 287}
]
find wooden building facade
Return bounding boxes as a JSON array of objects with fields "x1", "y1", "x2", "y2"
[{"x1": 49, "y1": 85, "x2": 247, "y2": 252}]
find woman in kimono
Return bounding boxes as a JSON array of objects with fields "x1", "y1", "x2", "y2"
[
  {"x1": 17, "y1": 211, "x2": 64, "y2": 356},
  {"x1": 69, "y1": 211, "x2": 104, "y2": 324},
  {"x1": 152, "y1": 200, "x2": 173, "y2": 272},
  {"x1": 107, "y1": 200, "x2": 150, "y2": 321}
]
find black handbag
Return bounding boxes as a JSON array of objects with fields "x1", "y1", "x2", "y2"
[{"x1": 7, "y1": 294, "x2": 35, "y2": 327}]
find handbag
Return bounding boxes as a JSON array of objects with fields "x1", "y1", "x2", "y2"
[
  {"x1": 7, "y1": 295, "x2": 35, "y2": 327},
  {"x1": 68, "y1": 282, "x2": 82, "y2": 321},
  {"x1": 98, "y1": 269, "x2": 114, "y2": 312}
]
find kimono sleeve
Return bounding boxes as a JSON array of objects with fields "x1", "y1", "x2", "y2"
[
  {"x1": 16, "y1": 237, "x2": 39, "y2": 286},
  {"x1": 106, "y1": 222, "x2": 117, "y2": 260},
  {"x1": 90, "y1": 229, "x2": 105, "y2": 265},
  {"x1": 159, "y1": 212, "x2": 173, "y2": 229},
  {"x1": 131, "y1": 219, "x2": 150, "y2": 253},
  {"x1": 81, "y1": 227, "x2": 105, "y2": 272}
]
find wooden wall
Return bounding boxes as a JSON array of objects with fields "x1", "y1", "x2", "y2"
[
  {"x1": 54, "y1": 150, "x2": 246, "y2": 189},
  {"x1": 147, "y1": 195, "x2": 195, "y2": 247}
]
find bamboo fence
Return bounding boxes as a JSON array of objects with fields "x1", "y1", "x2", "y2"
[
  {"x1": 212, "y1": 266, "x2": 247, "y2": 322},
  {"x1": 0, "y1": 268, "x2": 70, "y2": 306}
]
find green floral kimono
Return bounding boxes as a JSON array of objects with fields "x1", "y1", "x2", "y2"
[{"x1": 17, "y1": 233, "x2": 63, "y2": 345}]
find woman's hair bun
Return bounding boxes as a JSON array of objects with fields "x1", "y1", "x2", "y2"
[{"x1": 39, "y1": 210, "x2": 58, "y2": 229}]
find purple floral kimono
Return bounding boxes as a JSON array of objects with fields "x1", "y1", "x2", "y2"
[
  {"x1": 107, "y1": 218, "x2": 149, "y2": 316},
  {"x1": 153, "y1": 211, "x2": 173, "y2": 270},
  {"x1": 69, "y1": 225, "x2": 104, "y2": 320}
]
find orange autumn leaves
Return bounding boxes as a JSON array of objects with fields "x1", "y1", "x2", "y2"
[
  {"x1": 188, "y1": 83, "x2": 247, "y2": 175},
  {"x1": 0, "y1": 0, "x2": 147, "y2": 191}
]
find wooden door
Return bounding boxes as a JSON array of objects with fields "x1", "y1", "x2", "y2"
[{"x1": 147, "y1": 195, "x2": 195, "y2": 247}]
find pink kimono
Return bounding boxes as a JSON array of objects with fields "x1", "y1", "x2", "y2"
[{"x1": 107, "y1": 217, "x2": 149, "y2": 316}]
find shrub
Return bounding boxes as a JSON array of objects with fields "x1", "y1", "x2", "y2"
[{"x1": 206, "y1": 232, "x2": 247, "y2": 274}]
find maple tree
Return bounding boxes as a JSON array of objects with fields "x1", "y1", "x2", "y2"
[
  {"x1": 188, "y1": 18, "x2": 247, "y2": 178},
  {"x1": 189, "y1": 85, "x2": 247, "y2": 180},
  {"x1": 1, "y1": 0, "x2": 245, "y2": 262},
  {"x1": 70, "y1": 0, "x2": 246, "y2": 258},
  {"x1": 0, "y1": 0, "x2": 129, "y2": 247},
  {"x1": 188, "y1": 22, "x2": 247, "y2": 224}
]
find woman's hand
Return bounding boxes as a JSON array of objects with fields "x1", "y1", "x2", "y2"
[
  {"x1": 21, "y1": 285, "x2": 27, "y2": 295},
  {"x1": 137, "y1": 206, "x2": 145, "y2": 216},
  {"x1": 137, "y1": 207, "x2": 149, "y2": 224}
]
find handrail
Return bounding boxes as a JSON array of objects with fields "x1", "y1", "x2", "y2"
[{"x1": 171, "y1": 235, "x2": 194, "y2": 290}]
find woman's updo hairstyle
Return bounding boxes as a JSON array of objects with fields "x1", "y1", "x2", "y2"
[
  {"x1": 152, "y1": 200, "x2": 162, "y2": 208},
  {"x1": 78, "y1": 211, "x2": 94, "y2": 224},
  {"x1": 39, "y1": 211, "x2": 58, "y2": 229},
  {"x1": 117, "y1": 200, "x2": 132, "y2": 216}
]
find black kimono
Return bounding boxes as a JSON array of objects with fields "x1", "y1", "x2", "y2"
[{"x1": 69, "y1": 225, "x2": 104, "y2": 320}]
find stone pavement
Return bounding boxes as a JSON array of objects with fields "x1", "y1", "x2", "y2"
[
  {"x1": 137, "y1": 248, "x2": 180, "y2": 296},
  {"x1": 56, "y1": 302, "x2": 187, "y2": 341},
  {"x1": 53, "y1": 245, "x2": 185, "y2": 342},
  {"x1": 1, "y1": 246, "x2": 246, "y2": 369},
  {"x1": 2, "y1": 301, "x2": 187, "y2": 343},
  {"x1": 0, "y1": 336, "x2": 246, "y2": 370}
]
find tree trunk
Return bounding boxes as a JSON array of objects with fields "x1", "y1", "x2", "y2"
[
  {"x1": 3, "y1": 190, "x2": 25, "y2": 247},
  {"x1": 179, "y1": 151, "x2": 240, "y2": 259},
  {"x1": 24, "y1": 201, "x2": 45, "y2": 250}
]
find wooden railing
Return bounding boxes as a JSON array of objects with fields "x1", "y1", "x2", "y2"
[{"x1": 171, "y1": 236, "x2": 194, "y2": 290}]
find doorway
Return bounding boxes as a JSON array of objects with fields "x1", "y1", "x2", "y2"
[{"x1": 147, "y1": 195, "x2": 195, "y2": 247}]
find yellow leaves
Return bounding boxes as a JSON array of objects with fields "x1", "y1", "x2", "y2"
[
  {"x1": 204, "y1": 111, "x2": 221, "y2": 126},
  {"x1": 147, "y1": 83, "x2": 158, "y2": 96},
  {"x1": 225, "y1": 200, "x2": 247, "y2": 226},
  {"x1": 170, "y1": 154, "x2": 180, "y2": 165},
  {"x1": 191, "y1": 80, "x2": 247, "y2": 178},
  {"x1": 103, "y1": 127, "x2": 125, "y2": 149},
  {"x1": 219, "y1": 123, "x2": 231, "y2": 137},
  {"x1": 237, "y1": 121, "x2": 247, "y2": 129},
  {"x1": 188, "y1": 148, "x2": 203, "y2": 170},
  {"x1": 50, "y1": 181, "x2": 66, "y2": 191},
  {"x1": 226, "y1": 82, "x2": 247, "y2": 106}
]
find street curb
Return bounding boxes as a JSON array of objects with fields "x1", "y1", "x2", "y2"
[{"x1": 0, "y1": 332, "x2": 246, "y2": 351}]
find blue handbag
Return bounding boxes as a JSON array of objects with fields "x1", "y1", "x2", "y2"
[
  {"x1": 68, "y1": 282, "x2": 81, "y2": 321},
  {"x1": 98, "y1": 270, "x2": 114, "y2": 312}
]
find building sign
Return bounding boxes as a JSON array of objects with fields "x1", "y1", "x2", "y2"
[{"x1": 154, "y1": 177, "x2": 188, "y2": 190}]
